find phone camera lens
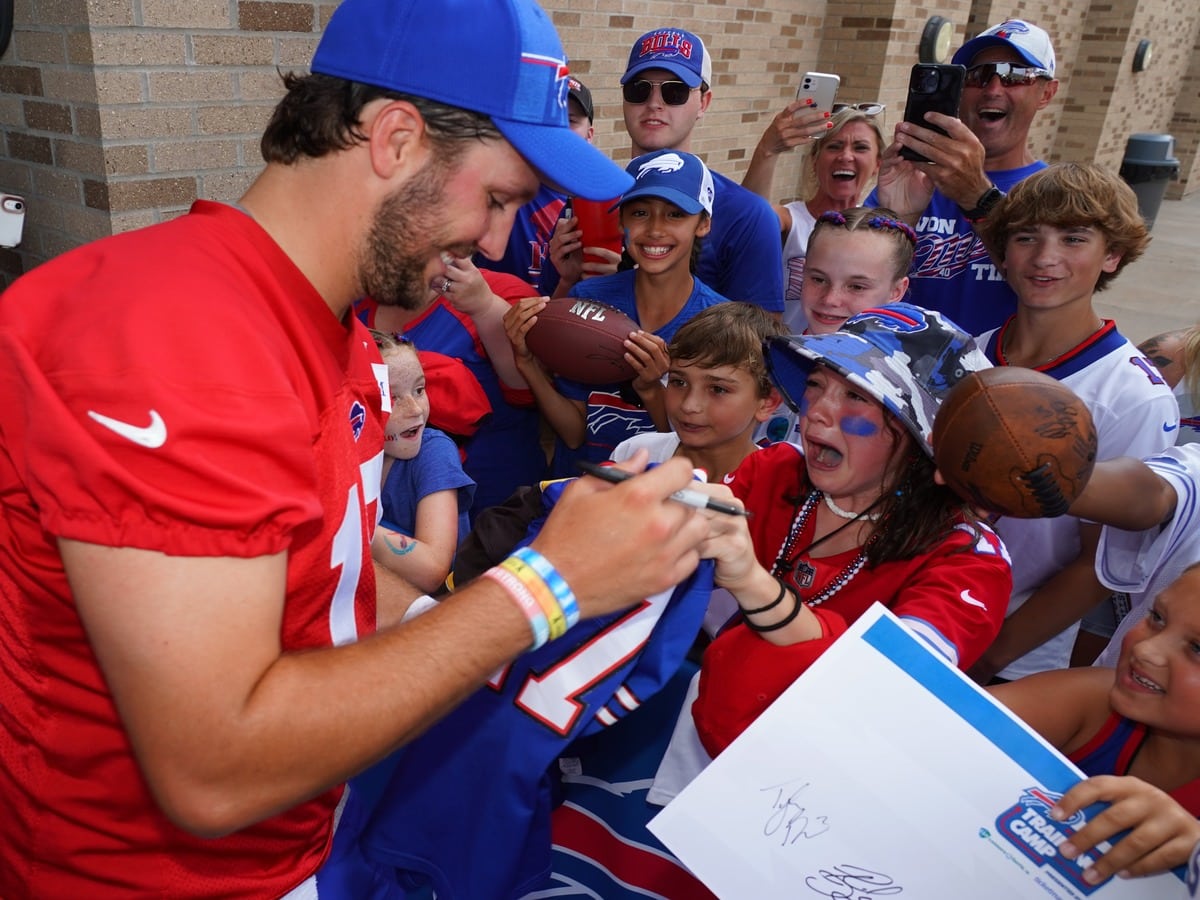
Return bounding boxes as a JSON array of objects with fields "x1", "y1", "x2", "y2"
[{"x1": 919, "y1": 70, "x2": 940, "y2": 93}]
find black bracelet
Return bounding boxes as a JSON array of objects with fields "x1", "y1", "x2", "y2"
[
  {"x1": 744, "y1": 581, "x2": 804, "y2": 633},
  {"x1": 741, "y1": 576, "x2": 787, "y2": 615}
]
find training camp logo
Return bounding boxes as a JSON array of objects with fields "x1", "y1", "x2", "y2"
[{"x1": 994, "y1": 787, "x2": 1104, "y2": 895}]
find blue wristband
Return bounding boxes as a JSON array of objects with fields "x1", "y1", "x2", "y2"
[{"x1": 512, "y1": 546, "x2": 580, "y2": 629}]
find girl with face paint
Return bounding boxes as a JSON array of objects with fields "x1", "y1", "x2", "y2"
[{"x1": 675, "y1": 304, "x2": 1015, "y2": 761}]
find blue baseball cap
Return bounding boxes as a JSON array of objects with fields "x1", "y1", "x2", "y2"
[
  {"x1": 311, "y1": 0, "x2": 631, "y2": 200},
  {"x1": 764, "y1": 303, "x2": 991, "y2": 457},
  {"x1": 618, "y1": 150, "x2": 714, "y2": 217},
  {"x1": 622, "y1": 28, "x2": 712, "y2": 89}
]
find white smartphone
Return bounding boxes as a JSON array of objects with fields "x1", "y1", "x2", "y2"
[
  {"x1": 796, "y1": 71, "x2": 840, "y2": 114},
  {"x1": 0, "y1": 194, "x2": 25, "y2": 248}
]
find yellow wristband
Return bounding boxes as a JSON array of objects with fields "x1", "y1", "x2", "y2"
[{"x1": 500, "y1": 555, "x2": 567, "y2": 641}]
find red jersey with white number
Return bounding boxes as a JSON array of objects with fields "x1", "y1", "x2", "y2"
[
  {"x1": 0, "y1": 201, "x2": 384, "y2": 897},
  {"x1": 694, "y1": 441, "x2": 1012, "y2": 756}
]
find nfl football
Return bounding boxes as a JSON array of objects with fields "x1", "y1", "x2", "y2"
[
  {"x1": 524, "y1": 297, "x2": 638, "y2": 384},
  {"x1": 932, "y1": 366, "x2": 1097, "y2": 518}
]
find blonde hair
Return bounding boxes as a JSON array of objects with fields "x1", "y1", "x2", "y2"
[
  {"x1": 1184, "y1": 324, "x2": 1200, "y2": 398},
  {"x1": 807, "y1": 206, "x2": 916, "y2": 283},
  {"x1": 797, "y1": 108, "x2": 886, "y2": 202}
]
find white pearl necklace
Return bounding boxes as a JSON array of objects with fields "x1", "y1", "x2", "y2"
[{"x1": 823, "y1": 493, "x2": 883, "y2": 522}]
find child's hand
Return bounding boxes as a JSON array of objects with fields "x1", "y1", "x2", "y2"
[
  {"x1": 1051, "y1": 775, "x2": 1200, "y2": 884},
  {"x1": 626, "y1": 330, "x2": 669, "y2": 393},
  {"x1": 547, "y1": 215, "x2": 584, "y2": 287},
  {"x1": 690, "y1": 481, "x2": 764, "y2": 591},
  {"x1": 439, "y1": 255, "x2": 493, "y2": 317},
  {"x1": 502, "y1": 296, "x2": 548, "y2": 364}
]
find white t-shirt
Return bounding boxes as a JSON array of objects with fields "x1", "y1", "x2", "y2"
[
  {"x1": 1095, "y1": 443, "x2": 1200, "y2": 667},
  {"x1": 781, "y1": 199, "x2": 818, "y2": 329},
  {"x1": 609, "y1": 431, "x2": 681, "y2": 465}
]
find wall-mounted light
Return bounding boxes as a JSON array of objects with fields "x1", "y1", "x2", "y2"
[
  {"x1": 1133, "y1": 38, "x2": 1153, "y2": 72},
  {"x1": 919, "y1": 16, "x2": 954, "y2": 64}
]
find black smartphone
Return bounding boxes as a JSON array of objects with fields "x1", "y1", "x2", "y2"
[{"x1": 899, "y1": 63, "x2": 966, "y2": 162}]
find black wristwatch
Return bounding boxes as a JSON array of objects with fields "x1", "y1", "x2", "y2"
[{"x1": 962, "y1": 184, "x2": 1005, "y2": 223}]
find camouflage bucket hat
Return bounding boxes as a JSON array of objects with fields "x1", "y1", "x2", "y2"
[{"x1": 764, "y1": 303, "x2": 992, "y2": 457}]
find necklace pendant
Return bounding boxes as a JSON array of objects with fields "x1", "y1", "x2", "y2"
[{"x1": 794, "y1": 560, "x2": 816, "y2": 589}]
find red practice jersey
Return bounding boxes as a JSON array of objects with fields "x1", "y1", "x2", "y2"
[
  {"x1": 0, "y1": 201, "x2": 385, "y2": 897},
  {"x1": 694, "y1": 442, "x2": 1011, "y2": 756}
]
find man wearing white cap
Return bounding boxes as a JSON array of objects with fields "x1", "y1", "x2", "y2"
[{"x1": 874, "y1": 19, "x2": 1060, "y2": 335}]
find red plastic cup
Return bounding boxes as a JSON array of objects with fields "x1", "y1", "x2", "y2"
[{"x1": 572, "y1": 196, "x2": 623, "y2": 266}]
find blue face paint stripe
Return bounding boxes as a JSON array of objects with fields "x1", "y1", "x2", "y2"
[{"x1": 840, "y1": 414, "x2": 879, "y2": 437}]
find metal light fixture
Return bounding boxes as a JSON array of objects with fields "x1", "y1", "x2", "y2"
[
  {"x1": 919, "y1": 16, "x2": 954, "y2": 64},
  {"x1": 1133, "y1": 38, "x2": 1153, "y2": 72}
]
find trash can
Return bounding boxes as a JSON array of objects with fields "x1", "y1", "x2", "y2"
[{"x1": 1119, "y1": 133, "x2": 1180, "y2": 230}]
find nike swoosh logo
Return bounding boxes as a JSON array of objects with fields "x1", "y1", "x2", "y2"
[
  {"x1": 959, "y1": 589, "x2": 987, "y2": 610},
  {"x1": 87, "y1": 409, "x2": 167, "y2": 448},
  {"x1": 1164, "y1": 422, "x2": 1179, "y2": 432}
]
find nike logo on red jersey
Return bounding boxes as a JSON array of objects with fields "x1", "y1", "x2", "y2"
[{"x1": 87, "y1": 409, "x2": 167, "y2": 448}]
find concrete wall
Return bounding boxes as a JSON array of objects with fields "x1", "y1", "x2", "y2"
[{"x1": 1, "y1": 0, "x2": 1198, "y2": 288}]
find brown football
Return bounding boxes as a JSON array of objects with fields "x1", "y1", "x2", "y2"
[
  {"x1": 524, "y1": 297, "x2": 638, "y2": 384},
  {"x1": 932, "y1": 366, "x2": 1098, "y2": 518}
]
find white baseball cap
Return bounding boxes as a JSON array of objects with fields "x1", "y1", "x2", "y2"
[{"x1": 953, "y1": 19, "x2": 1056, "y2": 78}]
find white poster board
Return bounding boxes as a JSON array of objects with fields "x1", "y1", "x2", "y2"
[{"x1": 649, "y1": 604, "x2": 1187, "y2": 899}]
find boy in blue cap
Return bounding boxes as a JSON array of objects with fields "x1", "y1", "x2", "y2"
[{"x1": 0, "y1": 0, "x2": 714, "y2": 896}]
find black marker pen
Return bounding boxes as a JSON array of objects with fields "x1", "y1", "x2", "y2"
[{"x1": 576, "y1": 461, "x2": 751, "y2": 518}]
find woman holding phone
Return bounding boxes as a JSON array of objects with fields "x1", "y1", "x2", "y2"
[{"x1": 741, "y1": 103, "x2": 887, "y2": 329}]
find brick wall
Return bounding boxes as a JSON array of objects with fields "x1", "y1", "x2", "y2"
[{"x1": 1, "y1": 0, "x2": 1198, "y2": 288}]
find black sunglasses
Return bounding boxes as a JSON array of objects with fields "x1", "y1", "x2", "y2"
[
  {"x1": 964, "y1": 62, "x2": 1051, "y2": 88},
  {"x1": 622, "y1": 79, "x2": 698, "y2": 106}
]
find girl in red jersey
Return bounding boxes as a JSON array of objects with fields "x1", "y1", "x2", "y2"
[{"x1": 688, "y1": 303, "x2": 1012, "y2": 756}]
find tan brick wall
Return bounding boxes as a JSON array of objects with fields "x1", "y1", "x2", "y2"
[{"x1": 1, "y1": 0, "x2": 1198, "y2": 288}]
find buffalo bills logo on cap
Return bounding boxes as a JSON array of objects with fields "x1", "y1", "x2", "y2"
[
  {"x1": 993, "y1": 20, "x2": 1032, "y2": 39},
  {"x1": 638, "y1": 29, "x2": 697, "y2": 63},
  {"x1": 845, "y1": 305, "x2": 930, "y2": 336},
  {"x1": 636, "y1": 152, "x2": 686, "y2": 179}
]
